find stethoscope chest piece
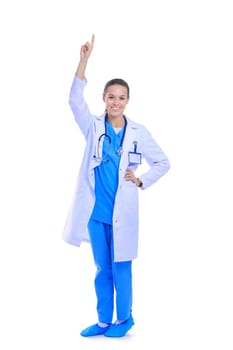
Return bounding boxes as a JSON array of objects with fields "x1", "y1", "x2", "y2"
[{"x1": 116, "y1": 147, "x2": 123, "y2": 156}]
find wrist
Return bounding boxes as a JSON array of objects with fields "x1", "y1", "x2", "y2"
[{"x1": 136, "y1": 178, "x2": 143, "y2": 187}]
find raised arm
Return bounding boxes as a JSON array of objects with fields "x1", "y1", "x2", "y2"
[{"x1": 75, "y1": 34, "x2": 95, "y2": 80}]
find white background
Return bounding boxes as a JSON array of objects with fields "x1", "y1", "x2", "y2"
[{"x1": 0, "y1": 0, "x2": 232, "y2": 349}]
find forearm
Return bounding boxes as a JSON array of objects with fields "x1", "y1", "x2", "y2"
[
  {"x1": 139, "y1": 159, "x2": 170, "y2": 189},
  {"x1": 75, "y1": 59, "x2": 88, "y2": 80}
]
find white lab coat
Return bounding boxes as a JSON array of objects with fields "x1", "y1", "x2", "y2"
[{"x1": 62, "y1": 76, "x2": 170, "y2": 261}]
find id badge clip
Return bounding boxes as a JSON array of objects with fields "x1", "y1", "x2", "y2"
[{"x1": 128, "y1": 142, "x2": 142, "y2": 164}]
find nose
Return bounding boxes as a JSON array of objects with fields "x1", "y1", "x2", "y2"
[{"x1": 113, "y1": 97, "x2": 120, "y2": 105}]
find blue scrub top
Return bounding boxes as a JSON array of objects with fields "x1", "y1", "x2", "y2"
[{"x1": 90, "y1": 120, "x2": 125, "y2": 224}]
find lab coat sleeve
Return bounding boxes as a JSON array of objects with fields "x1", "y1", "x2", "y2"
[
  {"x1": 139, "y1": 126, "x2": 170, "y2": 189},
  {"x1": 69, "y1": 76, "x2": 93, "y2": 139}
]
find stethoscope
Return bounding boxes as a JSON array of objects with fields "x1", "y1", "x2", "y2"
[{"x1": 94, "y1": 115, "x2": 127, "y2": 162}]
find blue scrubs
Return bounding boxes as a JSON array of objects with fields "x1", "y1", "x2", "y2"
[{"x1": 88, "y1": 119, "x2": 132, "y2": 323}]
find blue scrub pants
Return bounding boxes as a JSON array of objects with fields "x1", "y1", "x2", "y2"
[{"x1": 88, "y1": 219, "x2": 132, "y2": 323}]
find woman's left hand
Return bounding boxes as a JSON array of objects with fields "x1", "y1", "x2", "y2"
[{"x1": 124, "y1": 167, "x2": 140, "y2": 186}]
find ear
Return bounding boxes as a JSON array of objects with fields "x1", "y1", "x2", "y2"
[{"x1": 102, "y1": 94, "x2": 106, "y2": 102}]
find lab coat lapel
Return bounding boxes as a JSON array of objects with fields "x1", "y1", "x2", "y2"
[
  {"x1": 89, "y1": 115, "x2": 105, "y2": 169},
  {"x1": 95, "y1": 114, "x2": 105, "y2": 137},
  {"x1": 120, "y1": 120, "x2": 138, "y2": 169}
]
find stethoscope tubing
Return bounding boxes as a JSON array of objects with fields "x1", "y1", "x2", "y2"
[{"x1": 95, "y1": 115, "x2": 127, "y2": 161}]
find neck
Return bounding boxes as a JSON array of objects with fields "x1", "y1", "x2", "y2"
[{"x1": 107, "y1": 115, "x2": 125, "y2": 128}]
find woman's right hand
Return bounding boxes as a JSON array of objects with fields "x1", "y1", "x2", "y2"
[{"x1": 80, "y1": 34, "x2": 95, "y2": 60}]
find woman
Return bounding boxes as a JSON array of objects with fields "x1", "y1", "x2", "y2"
[{"x1": 62, "y1": 35, "x2": 170, "y2": 337}]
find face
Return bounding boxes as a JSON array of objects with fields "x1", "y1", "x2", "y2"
[{"x1": 103, "y1": 84, "x2": 129, "y2": 119}]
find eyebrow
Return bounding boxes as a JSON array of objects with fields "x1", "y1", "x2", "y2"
[{"x1": 108, "y1": 93, "x2": 127, "y2": 97}]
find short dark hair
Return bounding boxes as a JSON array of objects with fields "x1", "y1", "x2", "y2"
[{"x1": 103, "y1": 78, "x2": 130, "y2": 97}]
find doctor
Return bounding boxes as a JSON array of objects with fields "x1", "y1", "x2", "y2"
[{"x1": 62, "y1": 35, "x2": 170, "y2": 338}]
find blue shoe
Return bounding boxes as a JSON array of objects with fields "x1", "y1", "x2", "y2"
[
  {"x1": 80, "y1": 323, "x2": 111, "y2": 337},
  {"x1": 104, "y1": 315, "x2": 134, "y2": 337}
]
